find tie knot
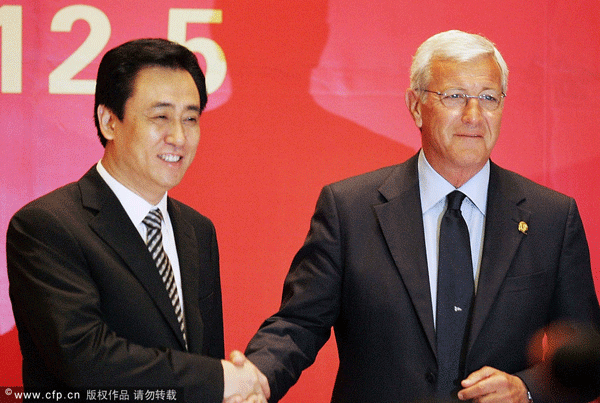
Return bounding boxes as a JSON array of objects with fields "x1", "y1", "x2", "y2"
[
  {"x1": 143, "y1": 208, "x2": 163, "y2": 230},
  {"x1": 446, "y1": 190, "x2": 466, "y2": 211}
]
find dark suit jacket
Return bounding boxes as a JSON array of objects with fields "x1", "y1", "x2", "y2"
[
  {"x1": 7, "y1": 166, "x2": 225, "y2": 402},
  {"x1": 245, "y1": 153, "x2": 600, "y2": 403}
]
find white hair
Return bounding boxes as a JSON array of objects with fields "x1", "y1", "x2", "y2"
[{"x1": 410, "y1": 30, "x2": 509, "y2": 93}]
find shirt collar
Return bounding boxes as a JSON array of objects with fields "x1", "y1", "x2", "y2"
[
  {"x1": 418, "y1": 150, "x2": 489, "y2": 215},
  {"x1": 96, "y1": 160, "x2": 168, "y2": 226}
]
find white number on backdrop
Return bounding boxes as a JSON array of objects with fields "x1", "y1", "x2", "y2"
[
  {"x1": 0, "y1": 5, "x2": 23, "y2": 93},
  {"x1": 49, "y1": 5, "x2": 111, "y2": 94},
  {"x1": 0, "y1": 5, "x2": 226, "y2": 95},
  {"x1": 168, "y1": 9, "x2": 227, "y2": 95}
]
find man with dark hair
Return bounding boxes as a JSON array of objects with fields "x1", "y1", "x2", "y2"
[
  {"x1": 93, "y1": 38, "x2": 208, "y2": 147},
  {"x1": 7, "y1": 38, "x2": 267, "y2": 403}
]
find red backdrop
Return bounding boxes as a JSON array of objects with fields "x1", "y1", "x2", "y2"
[{"x1": 1, "y1": 1, "x2": 599, "y2": 401}]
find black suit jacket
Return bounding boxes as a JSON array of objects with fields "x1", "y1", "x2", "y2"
[
  {"x1": 245, "y1": 153, "x2": 600, "y2": 403},
  {"x1": 7, "y1": 166, "x2": 225, "y2": 402}
]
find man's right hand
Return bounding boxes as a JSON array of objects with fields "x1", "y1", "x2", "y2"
[{"x1": 222, "y1": 350, "x2": 270, "y2": 403}]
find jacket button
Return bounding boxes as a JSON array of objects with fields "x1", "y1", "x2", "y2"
[{"x1": 425, "y1": 371, "x2": 437, "y2": 384}]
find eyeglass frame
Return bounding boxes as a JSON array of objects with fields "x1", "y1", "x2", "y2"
[{"x1": 419, "y1": 89, "x2": 506, "y2": 111}]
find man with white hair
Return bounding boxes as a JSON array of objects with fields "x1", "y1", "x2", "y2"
[{"x1": 243, "y1": 30, "x2": 600, "y2": 402}]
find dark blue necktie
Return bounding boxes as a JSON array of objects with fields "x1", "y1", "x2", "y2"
[{"x1": 436, "y1": 190, "x2": 474, "y2": 398}]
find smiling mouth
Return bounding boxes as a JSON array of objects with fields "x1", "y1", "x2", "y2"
[{"x1": 159, "y1": 154, "x2": 182, "y2": 163}]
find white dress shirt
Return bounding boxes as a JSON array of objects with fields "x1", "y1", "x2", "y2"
[
  {"x1": 96, "y1": 161, "x2": 185, "y2": 314},
  {"x1": 418, "y1": 150, "x2": 489, "y2": 327}
]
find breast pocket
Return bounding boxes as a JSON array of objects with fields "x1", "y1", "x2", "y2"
[
  {"x1": 502, "y1": 270, "x2": 546, "y2": 293},
  {"x1": 198, "y1": 291, "x2": 217, "y2": 315}
]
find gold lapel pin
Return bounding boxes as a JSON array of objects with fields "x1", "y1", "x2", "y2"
[{"x1": 518, "y1": 221, "x2": 528, "y2": 235}]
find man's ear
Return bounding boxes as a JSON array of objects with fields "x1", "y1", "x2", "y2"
[
  {"x1": 97, "y1": 105, "x2": 117, "y2": 141},
  {"x1": 405, "y1": 88, "x2": 423, "y2": 129}
]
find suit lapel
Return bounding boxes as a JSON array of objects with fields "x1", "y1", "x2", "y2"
[
  {"x1": 373, "y1": 158, "x2": 531, "y2": 358},
  {"x1": 168, "y1": 199, "x2": 204, "y2": 352},
  {"x1": 374, "y1": 156, "x2": 436, "y2": 354},
  {"x1": 467, "y1": 163, "x2": 530, "y2": 352},
  {"x1": 79, "y1": 167, "x2": 188, "y2": 350}
]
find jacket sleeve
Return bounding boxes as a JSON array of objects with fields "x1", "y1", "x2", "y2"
[
  {"x1": 517, "y1": 198, "x2": 600, "y2": 403},
  {"x1": 245, "y1": 185, "x2": 342, "y2": 402}
]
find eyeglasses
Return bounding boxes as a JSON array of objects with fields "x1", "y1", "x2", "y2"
[{"x1": 420, "y1": 89, "x2": 506, "y2": 111}]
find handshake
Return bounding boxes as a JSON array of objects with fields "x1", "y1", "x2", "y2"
[{"x1": 222, "y1": 351, "x2": 270, "y2": 403}]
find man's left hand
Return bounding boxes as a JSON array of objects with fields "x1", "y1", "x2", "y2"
[{"x1": 457, "y1": 366, "x2": 529, "y2": 403}]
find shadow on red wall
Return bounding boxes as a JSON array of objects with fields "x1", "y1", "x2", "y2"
[{"x1": 171, "y1": 1, "x2": 415, "y2": 402}]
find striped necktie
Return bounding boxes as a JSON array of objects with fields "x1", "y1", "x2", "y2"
[{"x1": 143, "y1": 208, "x2": 188, "y2": 350}]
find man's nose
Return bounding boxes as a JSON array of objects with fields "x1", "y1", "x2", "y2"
[
  {"x1": 166, "y1": 122, "x2": 186, "y2": 146},
  {"x1": 461, "y1": 97, "x2": 483, "y2": 124}
]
